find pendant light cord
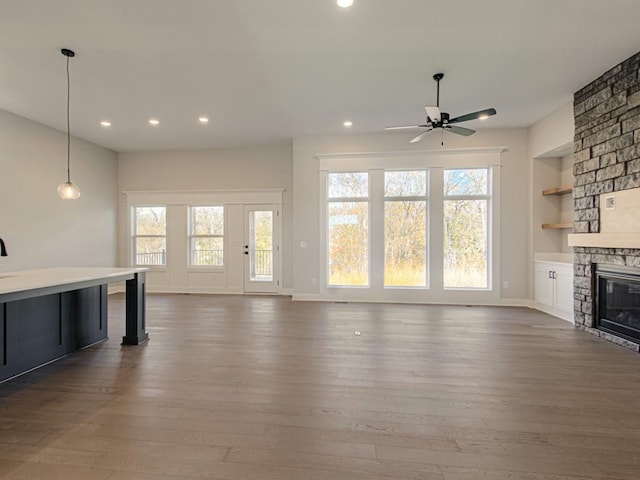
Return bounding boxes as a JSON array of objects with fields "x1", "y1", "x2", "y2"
[{"x1": 66, "y1": 54, "x2": 71, "y2": 183}]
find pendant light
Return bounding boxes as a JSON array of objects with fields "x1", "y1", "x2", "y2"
[{"x1": 57, "y1": 48, "x2": 81, "y2": 200}]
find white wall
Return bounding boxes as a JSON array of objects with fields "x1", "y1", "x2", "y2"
[
  {"x1": 292, "y1": 129, "x2": 530, "y2": 304},
  {"x1": 528, "y1": 103, "x2": 575, "y2": 258},
  {"x1": 0, "y1": 108, "x2": 118, "y2": 271},
  {"x1": 117, "y1": 145, "x2": 293, "y2": 289},
  {"x1": 529, "y1": 103, "x2": 574, "y2": 159}
]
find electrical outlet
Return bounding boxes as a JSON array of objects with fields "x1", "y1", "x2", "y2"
[
  {"x1": 605, "y1": 195, "x2": 616, "y2": 210},
  {"x1": 502, "y1": 281, "x2": 509, "y2": 289}
]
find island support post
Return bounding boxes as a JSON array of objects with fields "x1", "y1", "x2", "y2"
[{"x1": 123, "y1": 271, "x2": 149, "y2": 345}]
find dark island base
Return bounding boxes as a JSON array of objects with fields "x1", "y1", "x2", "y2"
[
  {"x1": 0, "y1": 286, "x2": 107, "y2": 382},
  {"x1": 0, "y1": 272, "x2": 148, "y2": 383}
]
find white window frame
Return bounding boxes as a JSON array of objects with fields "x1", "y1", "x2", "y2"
[
  {"x1": 383, "y1": 169, "x2": 429, "y2": 289},
  {"x1": 442, "y1": 167, "x2": 492, "y2": 291},
  {"x1": 326, "y1": 171, "x2": 370, "y2": 288},
  {"x1": 131, "y1": 205, "x2": 167, "y2": 268},
  {"x1": 317, "y1": 148, "x2": 503, "y2": 304},
  {"x1": 188, "y1": 205, "x2": 225, "y2": 270}
]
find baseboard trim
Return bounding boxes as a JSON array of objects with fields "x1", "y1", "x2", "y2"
[
  {"x1": 146, "y1": 287, "x2": 243, "y2": 295},
  {"x1": 113, "y1": 286, "x2": 528, "y2": 306},
  {"x1": 139, "y1": 286, "x2": 293, "y2": 296},
  {"x1": 292, "y1": 293, "x2": 531, "y2": 307},
  {"x1": 532, "y1": 303, "x2": 574, "y2": 322}
]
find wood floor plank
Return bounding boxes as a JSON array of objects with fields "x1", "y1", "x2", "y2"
[
  {"x1": 0, "y1": 460, "x2": 113, "y2": 480},
  {"x1": 0, "y1": 293, "x2": 639, "y2": 479},
  {"x1": 225, "y1": 447, "x2": 445, "y2": 479},
  {"x1": 92, "y1": 448, "x2": 229, "y2": 478}
]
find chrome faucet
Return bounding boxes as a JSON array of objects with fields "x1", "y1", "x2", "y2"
[{"x1": 0, "y1": 238, "x2": 7, "y2": 256}]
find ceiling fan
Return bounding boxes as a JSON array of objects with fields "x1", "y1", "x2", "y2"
[{"x1": 386, "y1": 73, "x2": 497, "y2": 144}]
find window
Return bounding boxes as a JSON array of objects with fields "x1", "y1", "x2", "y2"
[
  {"x1": 189, "y1": 206, "x2": 224, "y2": 267},
  {"x1": 321, "y1": 157, "x2": 498, "y2": 297},
  {"x1": 248, "y1": 210, "x2": 274, "y2": 280},
  {"x1": 443, "y1": 168, "x2": 490, "y2": 289},
  {"x1": 327, "y1": 172, "x2": 369, "y2": 286},
  {"x1": 384, "y1": 171, "x2": 427, "y2": 287},
  {"x1": 133, "y1": 206, "x2": 166, "y2": 266}
]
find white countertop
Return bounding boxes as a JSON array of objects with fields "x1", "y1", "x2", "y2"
[
  {"x1": 533, "y1": 252, "x2": 573, "y2": 264},
  {"x1": 0, "y1": 267, "x2": 147, "y2": 296}
]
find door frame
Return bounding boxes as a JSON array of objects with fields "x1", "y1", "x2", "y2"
[{"x1": 243, "y1": 204, "x2": 282, "y2": 294}]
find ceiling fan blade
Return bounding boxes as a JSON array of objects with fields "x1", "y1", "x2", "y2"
[
  {"x1": 409, "y1": 129, "x2": 434, "y2": 143},
  {"x1": 447, "y1": 125, "x2": 475, "y2": 136},
  {"x1": 448, "y1": 108, "x2": 497, "y2": 124},
  {"x1": 385, "y1": 124, "x2": 429, "y2": 131},
  {"x1": 425, "y1": 106, "x2": 441, "y2": 123}
]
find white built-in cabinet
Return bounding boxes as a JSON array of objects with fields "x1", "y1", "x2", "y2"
[
  {"x1": 531, "y1": 139, "x2": 574, "y2": 322},
  {"x1": 534, "y1": 261, "x2": 573, "y2": 322}
]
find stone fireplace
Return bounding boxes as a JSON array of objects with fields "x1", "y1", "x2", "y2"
[{"x1": 569, "y1": 51, "x2": 640, "y2": 352}]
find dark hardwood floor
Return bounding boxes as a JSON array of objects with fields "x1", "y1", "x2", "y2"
[{"x1": 1, "y1": 294, "x2": 639, "y2": 479}]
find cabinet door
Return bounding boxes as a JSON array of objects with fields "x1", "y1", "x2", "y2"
[
  {"x1": 534, "y1": 262, "x2": 554, "y2": 308},
  {"x1": 554, "y1": 264, "x2": 574, "y2": 315}
]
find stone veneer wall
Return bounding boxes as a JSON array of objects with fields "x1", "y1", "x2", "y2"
[{"x1": 572, "y1": 51, "x2": 640, "y2": 352}]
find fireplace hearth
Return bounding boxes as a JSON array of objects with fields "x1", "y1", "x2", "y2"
[{"x1": 595, "y1": 264, "x2": 640, "y2": 343}]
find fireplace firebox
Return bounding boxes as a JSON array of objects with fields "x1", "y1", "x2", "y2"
[{"x1": 595, "y1": 264, "x2": 640, "y2": 343}]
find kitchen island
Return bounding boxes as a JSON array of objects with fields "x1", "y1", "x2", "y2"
[{"x1": 0, "y1": 267, "x2": 148, "y2": 383}]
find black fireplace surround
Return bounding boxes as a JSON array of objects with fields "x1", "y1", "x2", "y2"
[{"x1": 595, "y1": 264, "x2": 640, "y2": 343}]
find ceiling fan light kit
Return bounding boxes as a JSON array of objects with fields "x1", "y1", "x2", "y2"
[{"x1": 386, "y1": 73, "x2": 497, "y2": 144}]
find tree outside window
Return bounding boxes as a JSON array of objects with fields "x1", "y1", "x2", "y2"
[
  {"x1": 133, "y1": 206, "x2": 166, "y2": 266},
  {"x1": 443, "y1": 169, "x2": 489, "y2": 289},
  {"x1": 190, "y1": 206, "x2": 224, "y2": 267},
  {"x1": 384, "y1": 171, "x2": 427, "y2": 287},
  {"x1": 327, "y1": 173, "x2": 369, "y2": 286}
]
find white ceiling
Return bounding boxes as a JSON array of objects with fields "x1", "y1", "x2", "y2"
[{"x1": 1, "y1": 0, "x2": 640, "y2": 153}]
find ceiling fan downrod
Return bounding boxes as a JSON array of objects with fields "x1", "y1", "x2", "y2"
[{"x1": 433, "y1": 73, "x2": 444, "y2": 107}]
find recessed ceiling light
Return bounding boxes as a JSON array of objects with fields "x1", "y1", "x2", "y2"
[
  {"x1": 100, "y1": 121, "x2": 111, "y2": 127},
  {"x1": 478, "y1": 114, "x2": 489, "y2": 120},
  {"x1": 148, "y1": 119, "x2": 159, "y2": 126},
  {"x1": 343, "y1": 121, "x2": 353, "y2": 128},
  {"x1": 337, "y1": 0, "x2": 354, "y2": 8},
  {"x1": 198, "y1": 116, "x2": 209, "y2": 124}
]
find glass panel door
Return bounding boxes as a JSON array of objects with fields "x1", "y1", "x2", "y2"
[{"x1": 244, "y1": 205, "x2": 280, "y2": 293}]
